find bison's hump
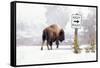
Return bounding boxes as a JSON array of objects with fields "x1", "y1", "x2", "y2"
[
  {"x1": 49, "y1": 24, "x2": 61, "y2": 30},
  {"x1": 43, "y1": 24, "x2": 62, "y2": 37}
]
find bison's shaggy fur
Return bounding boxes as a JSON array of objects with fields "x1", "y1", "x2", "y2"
[{"x1": 41, "y1": 24, "x2": 65, "y2": 50}]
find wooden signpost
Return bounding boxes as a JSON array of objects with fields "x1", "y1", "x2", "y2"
[{"x1": 71, "y1": 14, "x2": 82, "y2": 53}]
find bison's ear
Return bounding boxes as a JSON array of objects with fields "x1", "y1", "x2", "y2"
[{"x1": 59, "y1": 29, "x2": 65, "y2": 42}]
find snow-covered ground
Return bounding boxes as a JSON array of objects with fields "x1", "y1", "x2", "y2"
[{"x1": 16, "y1": 45, "x2": 96, "y2": 65}]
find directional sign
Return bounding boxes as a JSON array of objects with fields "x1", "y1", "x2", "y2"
[{"x1": 71, "y1": 14, "x2": 82, "y2": 29}]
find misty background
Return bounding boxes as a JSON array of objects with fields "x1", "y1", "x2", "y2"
[{"x1": 16, "y1": 3, "x2": 96, "y2": 46}]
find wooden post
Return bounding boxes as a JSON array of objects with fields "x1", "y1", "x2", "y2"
[{"x1": 74, "y1": 28, "x2": 80, "y2": 53}]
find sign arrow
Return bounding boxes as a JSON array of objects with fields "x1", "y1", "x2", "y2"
[{"x1": 74, "y1": 20, "x2": 79, "y2": 23}]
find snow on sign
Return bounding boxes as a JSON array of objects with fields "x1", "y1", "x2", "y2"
[{"x1": 71, "y1": 14, "x2": 82, "y2": 28}]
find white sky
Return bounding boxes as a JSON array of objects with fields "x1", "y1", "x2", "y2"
[{"x1": 16, "y1": 3, "x2": 95, "y2": 39}]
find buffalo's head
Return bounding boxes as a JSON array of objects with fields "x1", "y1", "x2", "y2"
[{"x1": 59, "y1": 29, "x2": 65, "y2": 42}]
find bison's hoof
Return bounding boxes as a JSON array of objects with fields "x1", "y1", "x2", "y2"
[
  {"x1": 48, "y1": 49, "x2": 50, "y2": 50},
  {"x1": 41, "y1": 48, "x2": 43, "y2": 50}
]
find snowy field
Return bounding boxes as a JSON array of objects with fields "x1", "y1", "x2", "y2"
[{"x1": 16, "y1": 45, "x2": 96, "y2": 65}]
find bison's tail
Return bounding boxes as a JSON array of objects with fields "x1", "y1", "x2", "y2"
[
  {"x1": 41, "y1": 30, "x2": 47, "y2": 50},
  {"x1": 42, "y1": 30, "x2": 47, "y2": 41}
]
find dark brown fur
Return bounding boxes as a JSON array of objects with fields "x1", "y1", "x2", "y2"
[{"x1": 41, "y1": 24, "x2": 65, "y2": 50}]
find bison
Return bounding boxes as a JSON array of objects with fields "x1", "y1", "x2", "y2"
[{"x1": 41, "y1": 24, "x2": 65, "y2": 50}]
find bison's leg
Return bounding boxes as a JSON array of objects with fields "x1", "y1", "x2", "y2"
[
  {"x1": 56, "y1": 40, "x2": 59, "y2": 48},
  {"x1": 41, "y1": 41, "x2": 45, "y2": 50},
  {"x1": 46, "y1": 41, "x2": 50, "y2": 50},
  {"x1": 50, "y1": 41, "x2": 53, "y2": 50}
]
